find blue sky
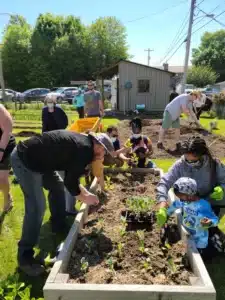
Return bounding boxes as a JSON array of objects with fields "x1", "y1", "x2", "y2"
[{"x1": 0, "y1": 0, "x2": 224, "y2": 67}]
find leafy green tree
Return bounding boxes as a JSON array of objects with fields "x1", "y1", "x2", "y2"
[
  {"x1": 2, "y1": 15, "x2": 32, "y2": 91},
  {"x1": 87, "y1": 17, "x2": 129, "y2": 75},
  {"x1": 187, "y1": 65, "x2": 218, "y2": 87},
  {"x1": 192, "y1": 30, "x2": 225, "y2": 82}
]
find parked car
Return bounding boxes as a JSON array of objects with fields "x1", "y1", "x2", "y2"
[
  {"x1": 50, "y1": 87, "x2": 60, "y2": 92},
  {"x1": 48, "y1": 87, "x2": 78, "y2": 104},
  {"x1": 22, "y1": 88, "x2": 50, "y2": 102},
  {"x1": 0, "y1": 89, "x2": 22, "y2": 101},
  {"x1": 202, "y1": 87, "x2": 220, "y2": 98}
]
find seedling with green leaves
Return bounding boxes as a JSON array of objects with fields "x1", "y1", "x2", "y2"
[
  {"x1": 105, "y1": 176, "x2": 114, "y2": 190},
  {"x1": 137, "y1": 230, "x2": 145, "y2": 254},
  {"x1": 80, "y1": 257, "x2": 89, "y2": 273},
  {"x1": 167, "y1": 257, "x2": 177, "y2": 273},
  {"x1": 126, "y1": 196, "x2": 155, "y2": 216},
  {"x1": 106, "y1": 257, "x2": 115, "y2": 273},
  {"x1": 142, "y1": 258, "x2": 151, "y2": 271},
  {"x1": 117, "y1": 242, "x2": 124, "y2": 257},
  {"x1": 119, "y1": 216, "x2": 127, "y2": 237}
]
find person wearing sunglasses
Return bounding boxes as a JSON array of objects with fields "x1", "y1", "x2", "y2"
[
  {"x1": 104, "y1": 125, "x2": 130, "y2": 167},
  {"x1": 84, "y1": 80, "x2": 104, "y2": 117}
]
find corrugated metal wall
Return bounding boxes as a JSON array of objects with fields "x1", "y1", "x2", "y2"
[{"x1": 118, "y1": 61, "x2": 171, "y2": 112}]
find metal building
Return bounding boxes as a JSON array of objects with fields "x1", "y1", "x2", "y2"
[{"x1": 97, "y1": 60, "x2": 174, "y2": 112}]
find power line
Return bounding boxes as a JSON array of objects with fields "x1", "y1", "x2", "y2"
[
  {"x1": 126, "y1": 0, "x2": 188, "y2": 23},
  {"x1": 165, "y1": 40, "x2": 185, "y2": 63},
  {"x1": 197, "y1": 6, "x2": 225, "y2": 27},
  {"x1": 159, "y1": 12, "x2": 189, "y2": 64},
  {"x1": 161, "y1": 4, "x2": 222, "y2": 63},
  {"x1": 192, "y1": 10, "x2": 225, "y2": 35}
]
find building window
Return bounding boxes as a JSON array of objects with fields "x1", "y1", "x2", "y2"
[{"x1": 138, "y1": 79, "x2": 150, "y2": 93}]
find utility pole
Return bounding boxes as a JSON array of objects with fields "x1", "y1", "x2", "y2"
[
  {"x1": 144, "y1": 48, "x2": 154, "y2": 66},
  {"x1": 182, "y1": 0, "x2": 196, "y2": 93}
]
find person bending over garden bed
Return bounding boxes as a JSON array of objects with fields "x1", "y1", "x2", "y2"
[
  {"x1": 156, "y1": 136, "x2": 225, "y2": 252},
  {"x1": 125, "y1": 117, "x2": 155, "y2": 168},
  {"x1": 157, "y1": 91, "x2": 202, "y2": 151},
  {"x1": 10, "y1": 130, "x2": 114, "y2": 276}
]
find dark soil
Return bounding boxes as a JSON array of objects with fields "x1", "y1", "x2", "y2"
[
  {"x1": 118, "y1": 119, "x2": 225, "y2": 158},
  {"x1": 68, "y1": 173, "x2": 192, "y2": 285},
  {"x1": 14, "y1": 131, "x2": 40, "y2": 137}
]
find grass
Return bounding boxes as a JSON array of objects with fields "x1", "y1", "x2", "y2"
[{"x1": 0, "y1": 107, "x2": 225, "y2": 299}]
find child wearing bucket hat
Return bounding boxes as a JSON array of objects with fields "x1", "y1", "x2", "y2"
[{"x1": 157, "y1": 177, "x2": 218, "y2": 249}]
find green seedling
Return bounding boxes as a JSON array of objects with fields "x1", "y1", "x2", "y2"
[
  {"x1": 117, "y1": 242, "x2": 124, "y2": 257},
  {"x1": 137, "y1": 230, "x2": 145, "y2": 254},
  {"x1": 97, "y1": 217, "x2": 104, "y2": 227},
  {"x1": 126, "y1": 196, "x2": 155, "y2": 216},
  {"x1": 80, "y1": 257, "x2": 89, "y2": 273},
  {"x1": 85, "y1": 239, "x2": 94, "y2": 253},
  {"x1": 168, "y1": 257, "x2": 177, "y2": 273},
  {"x1": 120, "y1": 216, "x2": 127, "y2": 227},
  {"x1": 105, "y1": 176, "x2": 114, "y2": 190},
  {"x1": 119, "y1": 226, "x2": 126, "y2": 237},
  {"x1": 142, "y1": 258, "x2": 151, "y2": 271},
  {"x1": 106, "y1": 257, "x2": 115, "y2": 273}
]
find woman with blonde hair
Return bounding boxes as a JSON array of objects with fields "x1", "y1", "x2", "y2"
[{"x1": 42, "y1": 95, "x2": 68, "y2": 132}]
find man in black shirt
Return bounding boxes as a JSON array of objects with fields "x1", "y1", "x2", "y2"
[{"x1": 10, "y1": 130, "x2": 114, "y2": 276}]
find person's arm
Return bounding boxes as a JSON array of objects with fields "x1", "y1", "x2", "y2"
[
  {"x1": 42, "y1": 107, "x2": 47, "y2": 133},
  {"x1": 214, "y1": 161, "x2": 225, "y2": 196},
  {"x1": 147, "y1": 138, "x2": 153, "y2": 156},
  {"x1": 156, "y1": 160, "x2": 182, "y2": 205},
  {"x1": 167, "y1": 200, "x2": 183, "y2": 216},
  {"x1": 201, "y1": 201, "x2": 219, "y2": 227},
  {"x1": 98, "y1": 92, "x2": 104, "y2": 116},
  {"x1": 64, "y1": 170, "x2": 99, "y2": 205},
  {"x1": 0, "y1": 104, "x2": 13, "y2": 160}
]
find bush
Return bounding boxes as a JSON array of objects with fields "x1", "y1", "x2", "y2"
[{"x1": 104, "y1": 100, "x2": 112, "y2": 109}]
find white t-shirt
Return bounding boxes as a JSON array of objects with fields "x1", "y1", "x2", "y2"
[{"x1": 165, "y1": 94, "x2": 191, "y2": 121}]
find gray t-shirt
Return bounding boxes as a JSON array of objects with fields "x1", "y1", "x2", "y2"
[
  {"x1": 165, "y1": 94, "x2": 191, "y2": 121},
  {"x1": 84, "y1": 90, "x2": 101, "y2": 117}
]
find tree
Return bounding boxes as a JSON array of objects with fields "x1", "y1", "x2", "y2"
[
  {"x1": 187, "y1": 65, "x2": 218, "y2": 87},
  {"x1": 2, "y1": 15, "x2": 32, "y2": 91},
  {"x1": 87, "y1": 17, "x2": 129, "y2": 75},
  {"x1": 192, "y1": 30, "x2": 225, "y2": 82}
]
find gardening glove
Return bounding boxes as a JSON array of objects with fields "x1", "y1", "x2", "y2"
[
  {"x1": 156, "y1": 208, "x2": 167, "y2": 227},
  {"x1": 210, "y1": 186, "x2": 224, "y2": 201}
]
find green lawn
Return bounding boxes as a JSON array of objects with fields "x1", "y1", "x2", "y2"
[{"x1": 0, "y1": 108, "x2": 225, "y2": 299}]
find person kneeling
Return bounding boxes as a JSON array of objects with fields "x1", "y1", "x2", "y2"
[
  {"x1": 157, "y1": 177, "x2": 218, "y2": 250},
  {"x1": 125, "y1": 117, "x2": 155, "y2": 168}
]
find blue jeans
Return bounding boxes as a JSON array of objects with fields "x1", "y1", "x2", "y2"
[
  {"x1": 58, "y1": 171, "x2": 76, "y2": 213},
  {"x1": 10, "y1": 147, "x2": 66, "y2": 263}
]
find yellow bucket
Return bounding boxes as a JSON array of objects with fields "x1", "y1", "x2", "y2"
[{"x1": 69, "y1": 117, "x2": 102, "y2": 133}]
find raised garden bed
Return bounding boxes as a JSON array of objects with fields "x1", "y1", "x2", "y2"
[{"x1": 44, "y1": 170, "x2": 216, "y2": 300}]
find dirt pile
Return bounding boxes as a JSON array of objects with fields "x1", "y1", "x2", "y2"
[{"x1": 117, "y1": 119, "x2": 225, "y2": 158}]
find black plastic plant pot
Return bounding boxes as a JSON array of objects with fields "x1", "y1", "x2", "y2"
[
  {"x1": 121, "y1": 210, "x2": 156, "y2": 231},
  {"x1": 160, "y1": 223, "x2": 181, "y2": 245}
]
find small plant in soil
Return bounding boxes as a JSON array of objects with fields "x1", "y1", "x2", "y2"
[
  {"x1": 126, "y1": 196, "x2": 155, "y2": 216},
  {"x1": 137, "y1": 230, "x2": 145, "y2": 254},
  {"x1": 106, "y1": 257, "x2": 115, "y2": 273},
  {"x1": 167, "y1": 256, "x2": 177, "y2": 273},
  {"x1": 142, "y1": 257, "x2": 151, "y2": 271},
  {"x1": 119, "y1": 216, "x2": 127, "y2": 237},
  {"x1": 117, "y1": 242, "x2": 124, "y2": 258},
  {"x1": 80, "y1": 257, "x2": 89, "y2": 273},
  {"x1": 105, "y1": 176, "x2": 114, "y2": 190},
  {"x1": 85, "y1": 239, "x2": 94, "y2": 254}
]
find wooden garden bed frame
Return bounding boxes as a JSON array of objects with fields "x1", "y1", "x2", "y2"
[{"x1": 44, "y1": 168, "x2": 216, "y2": 300}]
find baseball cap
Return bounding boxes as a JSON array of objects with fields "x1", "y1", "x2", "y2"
[
  {"x1": 173, "y1": 177, "x2": 197, "y2": 196},
  {"x1": 89, "y1": 132, "x2": 114, "y2": 155}
]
